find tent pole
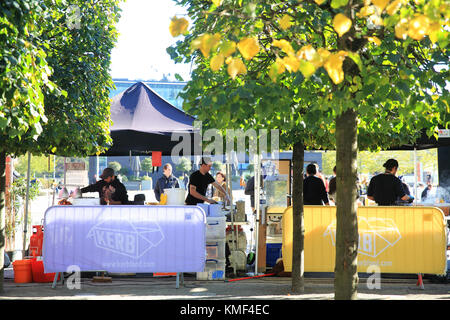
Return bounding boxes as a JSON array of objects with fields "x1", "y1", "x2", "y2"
[{"x1": 22, "y1": 152, "x2": 31, "y2": 258}]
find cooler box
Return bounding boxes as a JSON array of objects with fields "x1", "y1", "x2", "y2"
[
  {"x1": 206, "y1": 216, "x2": 226, "y2": 240},
  {"x1": 196, "y1": 259, "x2": 225, "y2": 280},
  {"x1": 206, "y1": 239, "x2": 226, "y2": 260}
]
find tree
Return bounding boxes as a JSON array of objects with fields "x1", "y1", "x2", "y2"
[
  {"x1": 0, "y1": 0, "x2": 121, "y2": 292},
  {"x1": 176, "y1": 157, "x2": 192, "y2": 175},
  {"x1": 108, "y1": 161, "x2": 122, "y2": 174},
  {"x1": 169, "y1": 0, "x2": 448, "y2": 299},
  {"x1": 141, "y1": 157, "x2": 153, "y2": 176}
]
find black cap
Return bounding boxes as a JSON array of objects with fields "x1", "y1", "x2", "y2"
[{"x1": 100, "y1": 168, "x2": 114, "y2": 179}]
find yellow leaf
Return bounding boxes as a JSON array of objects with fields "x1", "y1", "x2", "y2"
[
  {"x1": 317, "y1": 48, "x2": 331, "y2": 60},
  {"x1": 212, "y1": 0, "x2": 223, "y2": 6},
  {"x1": 368, "y1": 36, "x2": 381, "y2": 45},
  {"x1": 192, "y1": 33, "x2": 221, "y2": 58},
  {"x1": 210, "y1": 54, "x2": 224, "y2": 71},
  {"x1": 283, "y1": 56, "x2": 300, "y2": 72},
  {"x1": 428, "y1": 22, "x2": 441, "y2": 44},
  {"x1": 395, "y1": 19, "x2": 409, "y2": 39},
  {"x1": 298, "y1": 60, "x2": 316, "y2": 79},
  {"x1": 169, "y1": 16, "x2": 189, "y2": 37},
  {"x1": 333, "y1": 13, "x2": 352, "y2": 37},
  {"x1": 386, "y1": 0, "x2": 402, "y2": 15},
  {"x1": 268, "y1": 59, "x2": 286, "y2": 82},
  {"x1": 237, "y1": 37, "x2": 260, "y2": 60},
  {"x1": 357, "y1": 5, "x2": 375, "y2": 18},
  {"x1": 315, "y1": 0, "x2": 326, "y2": 4},
  {"x1": 226, "y1": 57, "x2": 247, "y2": 79},
  {"x1": 408, "y1": 15, "x2": 430, "y2": 41},
  {"x1": 324, "y1": 53, "x2": 346, "y2": 84},
  {"x1": 369, "y1": 14, "x2": 384, "y2": 26},
  {"x1": 371, "y1": 0, "x2": 389, "y2": 12},
  {"x1": 279, "y1": 14, "x2": 293, "y2": 30},
  {"x1": 218, "y1": 40, "x2": 236, "y2": 57},
  {"x1": 297, "y1": 45, "x2": 316, "y2": 61},
  {"x1": 272, "y1": 39, "x2": 295, "y2": 56}
]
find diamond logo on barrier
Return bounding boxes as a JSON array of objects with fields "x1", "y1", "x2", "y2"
[
  {"x1": 87, "y1": 218, "x2": 164, "y2": 259},
  {"x1": 323, "y1": 217, "x2": 401, "y2": 258}
]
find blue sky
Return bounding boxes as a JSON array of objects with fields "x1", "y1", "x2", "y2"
[{"x1": 110, "y1": 0, "x2": 191, "y2": 81}]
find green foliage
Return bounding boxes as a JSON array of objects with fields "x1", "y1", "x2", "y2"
[
  {"x1": 108, "y1": 161, "x2": 121, "y2": 173},
  {"x1": 141, "y1": 157, "x2": 153, "y2": 175},
  {"x1": 176, "y1": 157, "x2": 192, "y2": 173}
]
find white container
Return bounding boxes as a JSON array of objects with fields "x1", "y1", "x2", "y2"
[
  {"x1": 196, "y1": 259, "x2": 226, "y2": 280},
  {"x1": 206, "y1": 239, "x2": 226, "y2": 259},
  {"x1": 206, "y1": 216, "x2": 226, "y2": 240},
  {"x1": 164, "y1": 188, "x2": 186, "y2": 205},
  {"x1": 72, "y1": 198, "x2": 100, "y2": 206}
]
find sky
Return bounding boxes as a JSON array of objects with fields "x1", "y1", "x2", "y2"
[{"x1": 110, "y1": 0, "x2": 192, "y2": 81}]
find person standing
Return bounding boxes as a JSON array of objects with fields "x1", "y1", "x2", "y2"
[
  {"x1": 367, "y1": 159, "x2": 414, "y2": 206},
  {"x1": 213, "y1": 171, "x2": 231, "y2": 204},
  {"x1": 244, "y1": 174, "x2": 265, "y2": 211},
  {"x1": 421, "y1": 183, "x2": 432, "y2": 201},
  {"x1": 328, "y1": 166, "x2": 337, "y2": 204},
  {"x1": 303, "y1": 163, "x2": 330, "y2": 205},
  {"x1": 154, "y1": 163, "x2": 180, "y2": 202},
  {"x1": 185, "y1": 157, "x2": 230, "y2": 205},
  {"x1": 80, "y1": 167, "x2": 129, "y2": 205}
]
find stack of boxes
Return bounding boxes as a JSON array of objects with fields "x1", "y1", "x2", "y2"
[{"x1": 196, "y1": 204, "x2": 227, "y2": 280}]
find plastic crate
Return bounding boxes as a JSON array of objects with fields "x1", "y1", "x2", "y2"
[
  {"x1": 196, "y1": 259, "x2": 225, "y2": 280},
  {"x1": 206, "y1": 216, "x2": 226, "y2": 240},
  {"x1": 266, "y1": 243, "x2": 282, "y2": 267},
  {"x1": 206, "y1": 239, "x2": 226, "y2": 259}
]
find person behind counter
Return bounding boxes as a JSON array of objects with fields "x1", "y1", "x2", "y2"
[
  {"x1": 185, "y1": 157, "x2": 230, "y2": 205},
  {"x1": 213, "y1": 171, "x2": 231, "y2": 205},
  {"x1": 154, "y1": 163, "x2": 180, "y2": 202},
  {"x1": 303, "y1": 163, "x2": 330, "y2": 205},
  {"x1": 244, "y1": 174, "x2": 265, "y2": 211},
  {"x1": 80, "y1": 167, "x2": 129, "y2": 205},
  {"x1": 367, "y1": 159, "x2": 414, "y2": 206}
]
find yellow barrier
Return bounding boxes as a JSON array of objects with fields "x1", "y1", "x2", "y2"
[{"x1": 282, "y1": 206, "x2": 447, "y2": 275}]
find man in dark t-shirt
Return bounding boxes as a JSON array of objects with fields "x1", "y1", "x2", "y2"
[
  {"x1": 367, "y1": 159, "x2": 414, "y2": 206},
  {"x1": 185, "y1": 157, "x2": 230, "y2": 205},
  {"x1": 303, "y1": 163, "x2": 330, "y2": 205},
  {"x1": 80, "y1": 167, "x2": 129, "y2": 205}
]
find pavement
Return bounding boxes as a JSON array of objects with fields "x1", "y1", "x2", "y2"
[{"x1": 1, "y1": 273, "x2": 449, "y2": 300}]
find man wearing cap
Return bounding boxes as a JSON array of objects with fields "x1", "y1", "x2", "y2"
[
  {"x1": 80, "y1": 167, "x2": 129, "y2": 205},
  {"x1": 185, "y1": 157, "x2": 231, "y2": 205}
]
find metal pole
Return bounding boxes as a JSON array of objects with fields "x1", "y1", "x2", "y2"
[
  {"x1": 414, "y1": 147, "x2": 417, "y2": 203},
  {"x1": 63, "y1": 157, "x2": 67, "y2": 186},
  {"x1": 22, "y1": 152, "x2": 31, "y2": 258},
  {"x1": 226, "y1": 163, "x2": 237, "y2": 275},
  {"x1": 254, "y1": 154, "x2": 261, "y2": 275}
]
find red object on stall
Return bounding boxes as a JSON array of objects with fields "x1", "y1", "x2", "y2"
[
  {"x1": 30, "y1": 258, "x2": 59, "y2": 283},
  {"x1": 29, "y1": 225, "x2": 44, "y2": 257},
  {"x1": 152, "y1": 151, "x2": 162, "y2": 167}
]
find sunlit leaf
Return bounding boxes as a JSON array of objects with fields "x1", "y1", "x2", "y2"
[
  {"x1": 333, "y1": 13, "x2": 352, "y2": 37},
  {"x1": 298, "y1": 60, "x2": 316, "y2": 79},
  {"x1": 371, "y1": 0, "x2": 389, "y2": 13},
  {"x1": 395, "y1": 19, "x2": 409, "y2": 39},
  {"x1": 169, "y1": 16, "x2": 189, "y2": 37},
  {"x1": 279, "y1": 14, "x2": 292, "y2": 30},
  {"x1": 408, "y1": 15, "x2": 430, "y2": 41},
  {"x1": 226, "y1": 57, "x2": 247, "y2": 79},
  {"x1": 211, "y1": 54, "x2": 224, "y2": 71},
  {"x1": 283, "y1": 56, "x2": 300, "y2": 72},
  {"x1": 368, "y1": 36, "x2": 381, "y2": 45},
  {"x1": 324, "y1": 52, "x2": 346, "y2": 84},
  {"x1": 273, "y1": 39, "x2": 295, "y2": 56},
  {"x1": 237, "y1": 37, "x2": 260, "y2": 60},
  {"x1": 218, "y1": 40, "x2": 236, "y2": 57}
]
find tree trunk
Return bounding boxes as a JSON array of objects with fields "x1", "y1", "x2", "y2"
[
  {"x1": 334, "y1": 109, "x2": 359, "y2": 300},
  {"x1": 0, "y1": 152, "x2": 6, "y2": 293},
  {"x1": 291, "y1": 141, "x2": 305, "y2": 293}
]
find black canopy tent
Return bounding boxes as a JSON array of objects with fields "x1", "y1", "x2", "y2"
[{"x1": 100, "y1": 81, "x2": 201, "y2": 157}]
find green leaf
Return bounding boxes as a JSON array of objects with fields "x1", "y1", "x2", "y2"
[{"x1": 331, "y1": 0, "x2": 349, "y2": 9}]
